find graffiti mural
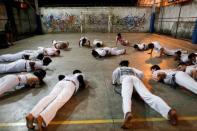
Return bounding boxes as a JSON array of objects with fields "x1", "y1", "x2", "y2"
[
  {"x1": 42, "y1": 12, "x2": 80, "y2": 32},
  {"x1": 112, "y1": 13, "x2": 146, "y2": 31},
  {"x1": 40, "y1": 8, "x2": 151, "y2": 32},
  {"x1": 87, "y1": 13, "x2": 108, "y2": 25}
]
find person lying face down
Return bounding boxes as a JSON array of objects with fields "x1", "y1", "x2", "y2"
[
  {"x1": 91, "y1": 47, "x2": 126, "y2": 58},
  {"x1": 0, "y1": 56, "x2": 52, "y2": 74},
  {"x1": 147, "y1": 42, "x2": 187, "y2": 57},
  {"x1": 174, "y1": 52, "x2": 197, "y2": 65},
  {"x1": 92, "y1": 39, "x2": 103, "y2": 48},
  {"x1": 52, "y1": 40, "x2": 69, "y2": 50},
  {"x1": 174, "y1": 51, "x2": 189, "y2": 63},
  {"x1": 37, "y1": 47, "x2": 61, "y2": 57},
  {"x1": 147, "y1": 41, "x2": 162, "y2": 55},
  {"x1": 26, "y1": 69, "x2": 86, "y2": 131},
  {"x1": 133, "y1": 43, "x2": 149, "y2": 51},
  {"x1": 0, "y1": 69, "x2": 46, "y2": 97},
  {"x1": 151, "y1": 65, "x2": 197, "y2": 94},
  {"x1": 177, "y1": 62, "x2": 197, "y2": 80},
  {"x1": 79, "y1": 36, "x2": 91, "y2": 47},
  {"x1": 112, "y1": 60, "x2": 178, "y2": 129},
  {"x1": 188, "y1": 53, "x2": 197, "y2": 65},
  {"x1": 0, "y1": 49, "x2": 45, "y2": 62}
]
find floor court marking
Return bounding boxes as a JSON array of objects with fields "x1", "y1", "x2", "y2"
[{"x1": 0, "y1": 116, "x2": 197, "y2": 127}]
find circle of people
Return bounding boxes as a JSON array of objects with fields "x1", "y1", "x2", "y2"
[{"x1": 0, "y1": 33, "x2": 197, "y2": 130}]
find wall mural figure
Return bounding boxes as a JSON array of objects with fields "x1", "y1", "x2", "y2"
[
  {"x1": 112, "y1": 13, "x2": 146, "y2": 31},
  {"x1": 42, "y1": 12, "x2": 80, "y2": 32}
]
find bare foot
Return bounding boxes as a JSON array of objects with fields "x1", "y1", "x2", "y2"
[
  {"x1": 123, "y1": 49, "x2": 126, "y2": 54},
  {"x1": 121, "y1": 112, "x2": 132, "y2": 129},
  {"x1": 26, "y1": 113, "x2": 35, "y2": 129},
  {"x1": 168, "y1": 109, "x2": 178, "y2": 126},
  {"x1": 37, "y1": 115, "x2": 44, "y2": 131}
]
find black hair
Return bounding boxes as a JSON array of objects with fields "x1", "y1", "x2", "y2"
[
  {"x1": 119, "y1": 60, "x2": 129, "y2": 67},
  {"x1": 56, "y1": 50, "x2": 60, "y2": 55},
  {"x1": 73, "y1": 70, "x2": 82, "y2": 74},
  {"x1": 92, "y1": 49, "x2": 102, "y2": 58},
  {"x1": 133, "y1": 44, "x2": 138, "y2": 49},
  {"x1": 188, "y1": 53, "x2": 196, "y2": 60},
  {"x1": 23, "y1": 54, "x2": 30, "y2": 60},
  {"x1": 158, "y1": 78, "x2": 164, "y2": 83},
  {"x1": 175, "y1": 51, "x2": 182, "y2": 56},
  {"x1": 117, "y1": 33, "x2": 121, "y2": 37},
  {"x1": 96, "y1": 43, "x2": 101, "y2": 48},
  {"x1": 82, "y1": 38, "x2": 87, "y2": 44},
  {"x1": 36, "y1": 53, "x2": 44, "y2": 60},
  {"x1": 33, "y1": 69, "x2": 46, "y2": 83},
  {"x1": 150, "y1": 65, "x2": 161, "y2": 71},
  {"x1": 43, "y1": 57, "x2": 52, "y2": 66},
  {"x1": 177, "y1": 62, "x2": 186, "y2": 66},
  {"x1": 77, "y1": 75, "x2": 86, "y2": 90},
  {"x1": 58, "y1": 75, "x2": 65, "y2": 81},
  {"x1": 148, "y1": 43, "x2": 154, "y2": 49}
]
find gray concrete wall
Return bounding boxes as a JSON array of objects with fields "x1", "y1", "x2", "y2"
[
  {"x1": 155, "y1": 1, "x2": 197, "y2": 39},
  {"x1": 40, "y1": 7, "x2": 152, "y2": 33}
]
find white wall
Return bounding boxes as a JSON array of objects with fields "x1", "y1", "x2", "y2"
[{"x1": 155, "y1": 1, "x2": 197, "y2": 38}]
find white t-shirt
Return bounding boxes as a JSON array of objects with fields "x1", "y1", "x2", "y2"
[
  {"x1": 163, "y1": 48, "x2": 181, "y2": 56},
  {"x1": 53, "y1": 40, "x2": 69, "y2": 49},
  {"x1": 95, "y1": 48, "x2": 107, "y2": 57},
  {"x1": 26, "y1": 60, "x2": 46, "y2": 72},
  {"x1": 152, "y1": 41, "x2": 162, "y2": 53},
  {"x1": 93, "y1": 39, "x2": 103, "y2": 46},
  {"x1": 180, "y1": 54, "x2": 189, "y2": 63},
  {"x1": 152, "y1": 69, "x2": 177, "y2": 85},
  {"x1": 63, "y1": 73, "x2": 85, "y2": 92},
  {"x1": 112, "y1": 66, "x2": 144, "y2": 84},
  {"x1": 185, "y1": 65, "x2": 197, "y2": 75},
  {"x1": 17, "y1": 74, "x2": 27, "y2": 86},
  {"x1": 79, "y1": 37, "x2": 89, "y2": 47}
]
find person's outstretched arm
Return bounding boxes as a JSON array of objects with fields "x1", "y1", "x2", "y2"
[
  {"x1": 79, "y1": 41, "x2": 81, "y2": 47},
  {"x1": 29, "y1": 62, "x2": 35, "y2": 71},
  {"x1": 112, "y1": 68, "x2": 120, "y2": 85},
  {"x1": 159, "y1": 48, "x2": 164, "y2": 57},
  {"x1": 88, "y1": 40, "x2": 91, "y2": 47},
  {"x1": 148, "y1": 48, "x2": 153, "y2": 55}
]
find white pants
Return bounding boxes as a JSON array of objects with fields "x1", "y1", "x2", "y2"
[
  {"x1": 0, "y1": 52, "x2": 25, "y2": 62},
  {"x1": 0, "y1": 50, "x2": 38, "y2": 62},
  {"x1": 30, "y1": 81, "x2": 75, "y2": 126},
  {"x1": 110, "y1": 48, "x2": 125, "y2": 56},
  {"x1": 0, "y1": 60, "x2": 26, "y2": 73},
  {"x1": 175, "y1": 71, "x2": 197, "y2": 94},
  {"x1": 121, "y1": 75, "x2": 171, "y2": 119},
  {"x1": 0, "y1": 75, "x2": 19, "y2": 96}
]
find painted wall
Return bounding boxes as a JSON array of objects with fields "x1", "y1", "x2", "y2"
[
  {"x1": 155, "y1": 0, "x2": 197, "y2": 38},
  {"x1": 40, "y1": 7, "x2": 152, "y2": 33}
]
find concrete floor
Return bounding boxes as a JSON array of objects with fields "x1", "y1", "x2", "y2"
[{"x1": 0, "y1": 33, "x2": 197, "y2": 131}]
